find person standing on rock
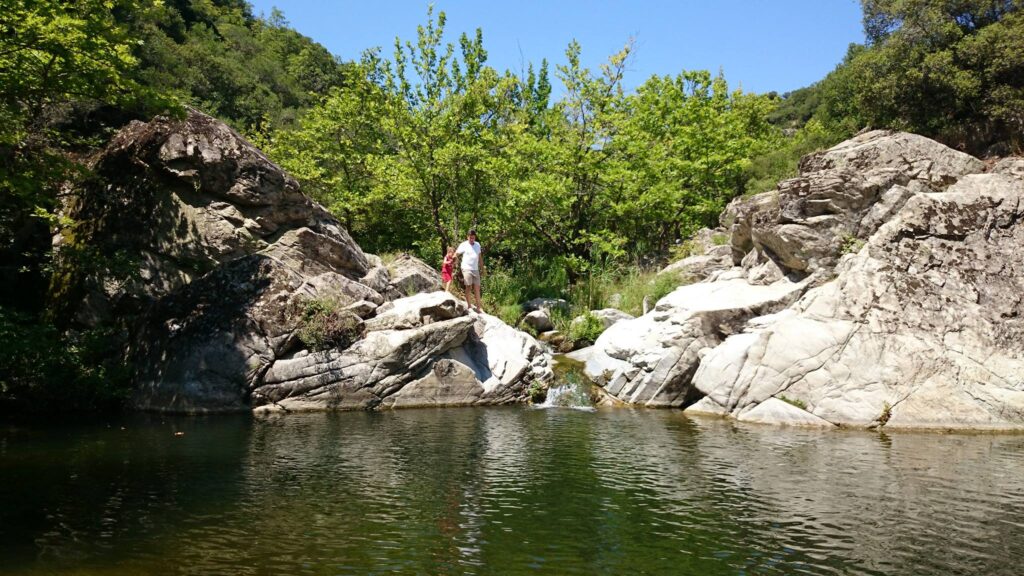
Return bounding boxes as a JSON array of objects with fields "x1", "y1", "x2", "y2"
[
  {"x1": 441, "y1": 246, "x2": 455, "y2": 293},
  {"x1": 455, "y1": 229, "x2": 485, "y2": 313}
]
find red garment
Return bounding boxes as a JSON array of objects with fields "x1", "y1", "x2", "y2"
[{"x1": 441, "y1": 256, "x2": 454, "y2": 282}]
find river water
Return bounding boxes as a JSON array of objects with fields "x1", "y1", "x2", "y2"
[{"x1": 2, "y1": 407, "x2": 1024, "y2": 575}]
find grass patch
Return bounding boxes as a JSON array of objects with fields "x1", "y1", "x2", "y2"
[
  {"x1": 567, "y1": 312, "x2": 604, "y2": 346},
  {"x1": 839, "y1": 234, "x2": 866, "y2": 255},
  {"x1": 878, "y1": 402, "x2": 892, "y2": 426},
  {"x1": 778, "y1": 395, "x2": 808, "y2": 411}
]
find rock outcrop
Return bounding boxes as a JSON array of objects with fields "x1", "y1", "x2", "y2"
[
  {"x1": 59, "y1": 110, "x2": 550, "y2": 413},
  {"x1": 690, "y1": 168, "x2": 1024, "y2": 429},
  {"x1": 723, "y1": 130, "x2": 984, "y2": 276},
  {"x1": 576, "y1": 277, "x2": 810, "y2": 406},
  {"x1": 585, "y1": 131, "x2": 1024, "y2": 429}
]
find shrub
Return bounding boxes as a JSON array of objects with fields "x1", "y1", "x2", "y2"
[
  {"x1": 296, "y1": 299, "x2": 364, "y2": 351},
  {"x1": 567, "y1": 312, "x2": 605, "y2": 346},
  {"x1": 839, "y1": 234, "x2": 866, "y2": 255},
  {"x1": 778, "y1": 395, "x2": 808, "y2": 411}
]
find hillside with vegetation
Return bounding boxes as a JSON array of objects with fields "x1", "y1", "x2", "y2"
[{"x1": 0, "y1": 0, "x2": 1021, "y2": 411}]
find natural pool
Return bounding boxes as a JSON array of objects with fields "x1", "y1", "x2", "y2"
[{"x1": 2, "y1": 406, "x2": 1023, "y2": 575}]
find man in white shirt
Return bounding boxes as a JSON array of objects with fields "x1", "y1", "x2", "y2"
[{"x1": 455, "y1": 229, "x2": 485, "y2": 313}]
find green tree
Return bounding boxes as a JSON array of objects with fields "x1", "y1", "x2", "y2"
[{"x1": 817, "y1": 0, "x2": 1022, "y2": 151}]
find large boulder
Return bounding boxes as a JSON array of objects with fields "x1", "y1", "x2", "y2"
[
  {"x1": 58, "y1": 109, "x2": 374, "y2": 327},
  {"x1": 724, "y1": 130, "x2": 984, "y2": 277},
  {"x1": 578, "y1": 276, "x2": 810, "y2": 406},
  {"x1": 253, "y1": 295, "x2": 551, "y2": 412},
  {"x1": 57, "y1": 110, "x2": 551, "y2": 413},
  {"x1": 690, "y1": 169, "x2": 1024, "y2": 429},
  {"x1": 385, "y1": 253, "x2": 442, "y2": 298}
]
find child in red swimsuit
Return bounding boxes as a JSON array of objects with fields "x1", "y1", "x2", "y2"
[{"x1": 441, "y1": 246, "x2": 455, "y2": 292}]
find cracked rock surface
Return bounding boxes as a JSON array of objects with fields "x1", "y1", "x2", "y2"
[
  {"x1": 595, "y1": 132, "x2": 1024, "y2": 429},
  {"x1": 58, "y1": 110, "x2": 551, "y2": 413}
]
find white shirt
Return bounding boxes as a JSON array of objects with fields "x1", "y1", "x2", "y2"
[{"x1": 456, "y1": 240, "x2": 482, "y2": 271}]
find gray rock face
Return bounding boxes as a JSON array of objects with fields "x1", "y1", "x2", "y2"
[
  {"x1": 61, "y1": 110, "x2": 374, "y2": 327},
  {"x1": 725, "y1": 130, "x2": 984, "y2": 276},
  {"x1": 59, "y1": 110, "x2": 550, "y2": 413},
  {"x1": 252, "y1": 296, "x2": 552, "y2": 412},
  {"x1": 691, "y1": 170, "x2": 1024, "y2": 429},
  {"x1": 600, "y1": 132, "x2": 1024, "y2": 430},
  {"x1": 385, "y1": 253, "x2": 442, "y2": 298},
  {"x1": 580, "y1": 277, "x2": 810, "y2": 406}
]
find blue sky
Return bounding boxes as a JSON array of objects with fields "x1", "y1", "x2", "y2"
[{"x1": 247, "y1": 0, "x2": 865, "y2": 95}]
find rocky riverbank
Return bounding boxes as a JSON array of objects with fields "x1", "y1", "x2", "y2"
[{"x1": 574, "y1": 130, "x2": 1024, "y2": 430}]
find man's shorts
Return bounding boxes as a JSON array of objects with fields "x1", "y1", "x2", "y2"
[{"x1": 463, "y1": 269, "x2": 480, "y2": 286}]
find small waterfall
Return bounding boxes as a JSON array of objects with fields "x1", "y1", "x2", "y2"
[{"x1": 536, "y1": 369, "x2": 595, "y2": 411}]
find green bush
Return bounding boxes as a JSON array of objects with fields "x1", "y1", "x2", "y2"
[
  {"x1": 567, "y1": 312, "x2": 605, "y2": 346},
  {"x1": 743, "y1": 119, "x2": 844, "y2": 197},
  {"x1": 295, "y1": 299, "x2": 363, "y2": 351},
  {"x1": 839, "y1": 235, "x2": 866, "y2": 255}
]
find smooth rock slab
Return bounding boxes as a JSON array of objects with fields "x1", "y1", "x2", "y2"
[{"x1": 584, "y1": 277, "x2": 810, "y2": 407}]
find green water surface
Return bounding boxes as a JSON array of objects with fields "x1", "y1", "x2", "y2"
[{"x1": 2, "y1": 407, "x2": 1023, "y2": 575}]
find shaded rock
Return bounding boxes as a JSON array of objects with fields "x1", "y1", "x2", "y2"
[
  {"x1": 358, "y1": 254, "x2": 392, "y2": 294},
  {"x1": 56, "y1": 110, "x2": 551, "y2": 413},
  {"x1": 298, "y1": 271, "x2": 384, "y2": 306},
  {"x1": 59, "y1": 109, "x2": 369, "y2": 327},
  {"x1": 344, "y1": 299, "x2": 379, "y2": 319},
  {"x1": 130, "y1": 255, "x2": 307, "y2": 413}
]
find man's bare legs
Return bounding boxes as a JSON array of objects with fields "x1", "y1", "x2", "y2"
[{"x1": 464, "y1": 282, "x2": 482, "y2": 313}]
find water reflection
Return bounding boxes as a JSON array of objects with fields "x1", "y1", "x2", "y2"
[{"x1": 2, "y1": 409, "x2": 1023, "y2": 575}]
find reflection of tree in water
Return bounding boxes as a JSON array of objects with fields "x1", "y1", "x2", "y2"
[
  {"x1": 0, "y1": 414, "x2": 253, "y2": 574},
  {"x1": 5, "y1": 410, "x2": 1024, "y2": 575}
]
